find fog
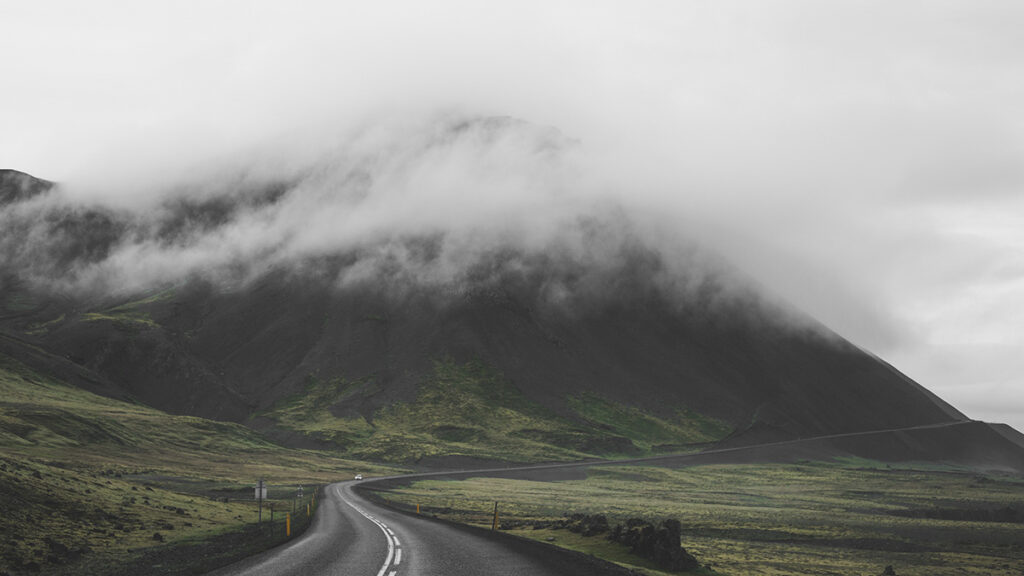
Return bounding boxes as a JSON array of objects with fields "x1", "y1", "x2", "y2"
[
  {"x1": 2, "y1": 1, "x2": 1023, "y2": 429},
  {"x1": 1, "y1": 116, "x2": 747, "y2": 322}
]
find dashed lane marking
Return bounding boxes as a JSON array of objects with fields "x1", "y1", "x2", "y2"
[{"x1": 335, "y1": 485, "x2": 398, "y2": 576}]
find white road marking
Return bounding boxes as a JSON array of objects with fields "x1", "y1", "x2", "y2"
[
  {"x1": 395, "y1": 548, "x2": 402, "y2": 565},
  {"x1": 334, "y1": 485, "x2": 396, "y2": 576},
  {"x1": 389, "y1": 572, "x2": 397, "y2": 576},
  {"x1": 393, "y1": 537, "x2": 401, "y2": 546}
]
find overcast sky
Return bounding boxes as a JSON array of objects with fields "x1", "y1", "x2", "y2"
[{"x1": 2, "y1": 1, "x2": 1023, "y2": 430}]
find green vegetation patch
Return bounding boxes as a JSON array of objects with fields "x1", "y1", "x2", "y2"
[
  {"x1": 367, "y1": 360, "x2": 601, "y2": 462},
  {"x1": 261, "y1": 360, "x2": 733, "y2": 463},
  {"x1": 81, "y1": 311, "x2": 157, "y2": 328},
  {"x1": 80, "y1": 289, "x2": 178, "y2": 328},
  {"x1": 256, "y1": 375, "x2": 379, "y2": 447},
  {"x1": 0, "y1": 352, "x2": 400, "y2": 575},
  {"x1": 261, "y1": 360, "x2": 655, "y2": 463},
  {"x1": 568, "y1": 393, "x2": 732, "y2": 450},
  {"x1": 372, "y1": 463, "x2": 1024, "y2": 576}
]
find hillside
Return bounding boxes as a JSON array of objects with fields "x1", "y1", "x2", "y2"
[
  {"x1": 0, "y1": 167, "x2": 995, "y2": 467},
  {"x1": 0, "y1": 347, "x2": 395, "y2": 574}
]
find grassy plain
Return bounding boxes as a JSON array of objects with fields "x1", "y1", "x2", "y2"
[
  {"x1": 371, "y1": 462, "x2": 1024, "y2": 575},
  {"x1": 0, "y1": 352, "x2": 400, "y2": 575}
]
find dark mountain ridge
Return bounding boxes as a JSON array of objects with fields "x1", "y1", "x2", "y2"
[{"x1": 1, "y1": 168, "x2": 1017, "y2": 469}]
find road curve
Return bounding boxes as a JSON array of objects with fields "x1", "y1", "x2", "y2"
[
  {"x1": 208, "y1": 481, "x2": 631, "y2": 576},
  {"x1": 208, "y1": 420, "x2": 982, "y2": 576}
]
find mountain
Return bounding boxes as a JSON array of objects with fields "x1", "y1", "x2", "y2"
[
  {"x1": 0, "y1": 166, "x2": 1017, "y2": 469},
  {"x1": 0, "y1": 169, "x2": 53, "y2": 205}
]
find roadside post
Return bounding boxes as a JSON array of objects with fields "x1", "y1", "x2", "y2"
[
  {"x1": 255, "y1": 479, "x2": 267, "y2": 524},
  {"x1": 286, "y1": 513, "x2": 291, "y2": 537},
  {"x1": 492, "y1": 501, "x2": 499, "y2": 530}
]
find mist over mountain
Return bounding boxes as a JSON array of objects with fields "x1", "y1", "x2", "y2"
[
  {"x1": 3, "y1": 118, "x2": 1002, "y2": 468},
  {"x1": 5, "y1": 7, "x2": 1024, "y2": 575},
  {"x1": 0, "y1": 117, "x2": 770, "y2": 314}
]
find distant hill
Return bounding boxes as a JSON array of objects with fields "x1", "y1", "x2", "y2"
[
  {"x1": 0, "y1": 169, "x2": 53, "y2": 205},
  {"x1": 1, "y1": 167, "x2": 1016, "y2": 469}
]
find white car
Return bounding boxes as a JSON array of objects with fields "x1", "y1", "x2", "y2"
[{"x1": 354, "y1": 474, "x2": 363, "y2": 481}]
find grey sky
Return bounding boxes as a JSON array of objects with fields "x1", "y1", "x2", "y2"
[{"x1": 2, "y1": 1, "x2": 1022, "y2": 430}]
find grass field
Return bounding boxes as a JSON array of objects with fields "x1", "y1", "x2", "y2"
[
  {"x1": 4, "y1": 325, "x2": 1022, "y2": 575},
  {"x1": 369, "y1": 462, "x2": 1024, "y2": 575},
  {"x1": 0, "y1": 347, "x2": 731, "y2": 573},
  {"x1": 0, "y1": 352, "x2": 401, "y2": 575}
]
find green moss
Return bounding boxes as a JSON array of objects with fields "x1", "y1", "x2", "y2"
[
  {"x1": 256, "y1": 376, "x2": 378, "y2": 447},
  {"x1": 567, "y1": 393, "x2": 731, "y2": 450},
  {"x1": 81, "y1": 311, "x2": 157, "y2": 328},
  {"x1": 350, "y1": 360, "x2": 584, "y2": 461},
  {"x1": 260, "y1": 360, "x2": 738, "y2": 463},
  {"x1": 80, "y1": 289, "x2": 178, "y2": 328},
  {"x1": 261, "y1": 360, "x2": 648, "y2": 462}
]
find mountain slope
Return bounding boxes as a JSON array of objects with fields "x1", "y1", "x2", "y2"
[
  {"x1": 0, "y1": 168, "x2": 1001, "y2": 467},
  {"x1": 0, "y1": 347, "x2": 395, "y2": 574}
]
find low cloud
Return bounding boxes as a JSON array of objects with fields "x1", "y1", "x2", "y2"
[
  {"x1": 1, "y1": 117, "x2": 760, "y2": 324},
  {"x1": 2, "y1": 1, "x2": 1023, "y2": 427}
]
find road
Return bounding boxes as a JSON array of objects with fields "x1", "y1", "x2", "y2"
[
  {"x1": 208, "y1": 420, "x2": 978, "y2": 576},
  {"x1": 208, "y1": 480, "x2": 632, "y2": 576}
]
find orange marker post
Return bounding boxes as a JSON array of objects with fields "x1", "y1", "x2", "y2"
[{"x1": 286, "y1": 513, "x2": 291, "y2": 537}]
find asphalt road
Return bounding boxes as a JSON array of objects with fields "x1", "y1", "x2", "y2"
[
  {"x1": 208, "y1": 480, "x2": 631, "y2": 576},
  {"x1": 208, "y1": 420, "x2": 980, "y2": 576}
]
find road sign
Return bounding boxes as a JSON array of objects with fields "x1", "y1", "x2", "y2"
[{"x1": 255, "y1": 479, "x2": 267, "y2": 500}]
